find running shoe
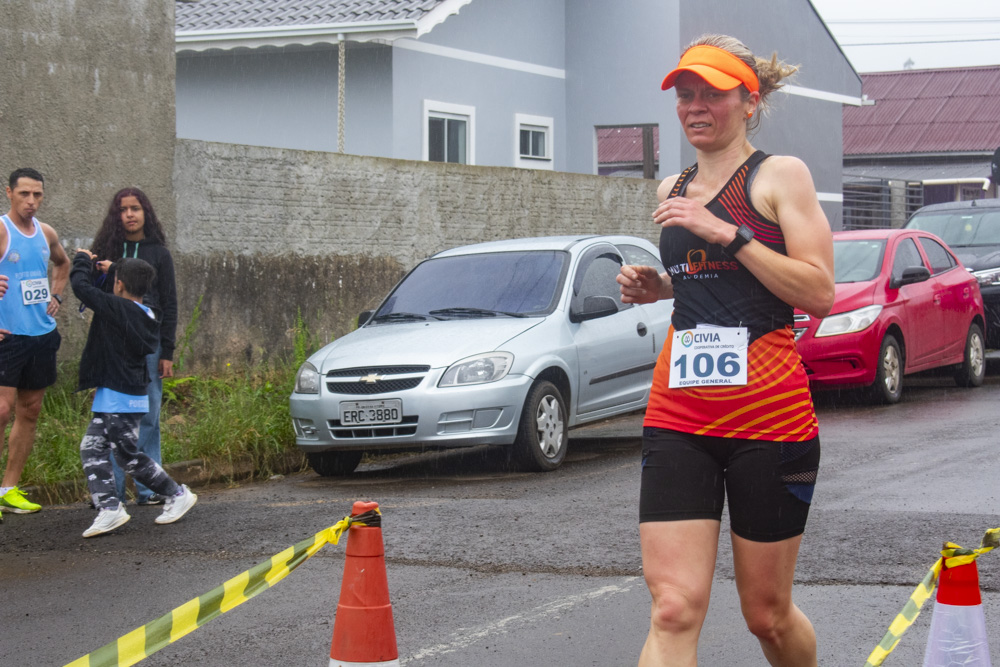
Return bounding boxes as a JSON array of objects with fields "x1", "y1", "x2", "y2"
[
  {"x1": 0, "y1": 487, "x2": 41, "y2": 513},
  {"x1": 83, "y1": 503, "x2": 131, "y2": 538},
  {"x1": 155, "y1": 485, "x2": 198, "y2": 524}
]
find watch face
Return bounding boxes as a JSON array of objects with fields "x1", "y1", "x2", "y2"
[{"x1": 724, "y1": 224, "x2": 753, "y2": 256}]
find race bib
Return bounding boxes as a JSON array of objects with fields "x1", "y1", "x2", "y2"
[
  {"x1": 669, "y1": 326, "x2": 748, "y2": 388},
  {"x1": 20, "y1": 277, "x2": 50, "y2": 306}
]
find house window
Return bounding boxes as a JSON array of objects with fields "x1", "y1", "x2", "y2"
[
  {"x1": 424, "y1": 101, "x2": 475, "y2": 165},
  {"x1": 515, "y1": 114, "x2": 553, "y2": 170},
  {"x1": 521, "y1": 127, "x2": 546, "y2": 157}
]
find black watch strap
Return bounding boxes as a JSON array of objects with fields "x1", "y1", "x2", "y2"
[
  {"x1": 53, "y1": 294, "x2": 63, "y2": 304},
  {"x1": 723, "y1": 224, "x2": 754, "y2": 256}
]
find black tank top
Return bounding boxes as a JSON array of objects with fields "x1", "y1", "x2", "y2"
[{"x1": 659, "y1": 150, "x2": 792, "y2": 343}]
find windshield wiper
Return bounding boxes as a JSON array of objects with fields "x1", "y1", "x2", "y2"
[
  {"x1": 371, "y1": 312, "x2": 435, "y2": 323},
  {"x1": 428, "y1": 307, "x2": 528, "y2": 318}
]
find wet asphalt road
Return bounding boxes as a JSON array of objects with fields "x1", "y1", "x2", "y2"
[{"x1": 3, "y1": 367, "x2": 1000, "y2": 666}]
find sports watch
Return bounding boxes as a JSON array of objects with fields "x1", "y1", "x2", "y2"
[{"x1": 723, "y1": 223, "x2": 754, "y2": 256}]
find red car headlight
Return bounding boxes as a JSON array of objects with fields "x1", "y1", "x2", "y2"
[{"x1": 815, "y1": 305, "x2": 882, "y2": 337}]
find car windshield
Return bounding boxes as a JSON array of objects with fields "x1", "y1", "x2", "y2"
[
  {"x1": 833, "y1": 239, "x2": 885, "y2": 283},
  {"x1": 906, "y1": 210, "x2": 1000, "y2": 247},
  {"x1": 372, "y1": 250, "x2": 568, "y2": 322}
]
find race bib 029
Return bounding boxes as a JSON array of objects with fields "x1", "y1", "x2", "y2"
[
  {"x1": 20, "y1": 277, "x2": 50, "y2": 306},
  {"x1": 669, "y1": 326, "x2": 748, "y2": 388}
]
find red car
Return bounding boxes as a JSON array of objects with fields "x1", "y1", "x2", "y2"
[{"x1": 794, "y1": 229, "x2": 986, "y2": 403}]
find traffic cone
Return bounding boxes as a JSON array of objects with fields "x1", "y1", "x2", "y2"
[
  {"x1": 329, "y1": 501, "x2": 399, "y2": 667},
  {"x1": 922, "y1": 559, "x2": 992, "y2": 666}
]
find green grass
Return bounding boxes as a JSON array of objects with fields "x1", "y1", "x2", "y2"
[{"x1": 6, "y1": 360, "x2": 299, "y2": 489}]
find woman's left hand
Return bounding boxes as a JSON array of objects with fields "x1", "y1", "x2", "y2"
[{"x1": 653, "y1": 196, "x2": 732, "y2": 246}]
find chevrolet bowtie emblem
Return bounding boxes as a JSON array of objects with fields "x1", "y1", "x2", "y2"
[{"x1": 360, "y1": 374, "x2": 383, "y2": 384}]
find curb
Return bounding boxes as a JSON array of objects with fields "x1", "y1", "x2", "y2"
[{"x1": 23, "y1": 450, "x2": 307, "y2": 506}]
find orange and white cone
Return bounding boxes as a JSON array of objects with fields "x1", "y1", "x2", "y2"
[
  {"x1": 330, "y1": 501, "x2": 400, "y2": 667},
  {"x1": 923, "y1": 560, "x2": 992, "y2": 666}
]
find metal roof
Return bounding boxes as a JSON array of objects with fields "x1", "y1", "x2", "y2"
[
  {"x1": 596, "y1": 127, "x2": 660, "y2": 165},
  {"x1": 844, "y1": 66, "x2": 1000, "y2": 156},
  {"x1": 175, "y1": 0, "x2": 474, "y2": 50},
  {"x1": 177, "y1": 0, "x2": 447, "y2": 31}
]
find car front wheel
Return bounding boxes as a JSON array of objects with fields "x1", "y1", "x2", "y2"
[
  {"x1": 870, "y1": 334, "x2": 903, "y2": 404},
  {"x1": 307, "y1": 451, "x2": 363, "y2": 476},
  {"x1": 512, "y1": 380, "x2": 567, "y2": 472},
  {"x1": 954, "y1": 323, "x2": 986, "y2": 388}
]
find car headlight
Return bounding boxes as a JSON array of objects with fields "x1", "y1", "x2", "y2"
[
  {"x1": 294, "y1": 361, "x2": 320, "y2": 394},
  {"x1": 814, "y1": 305, "x2": 882, "y2": 337},
  {"x1": 972, "y1": 267, "x2": 1000, "y2": 288},
  {"x1": 439, "y1": 353, "x2": 514, "y2": 387}
]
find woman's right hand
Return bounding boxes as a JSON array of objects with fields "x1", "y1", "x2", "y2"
[
  {"x1": 617, "y1": 265, "x2": 669, "y2": 304},
  {"x1": 96, "y1": 260, "x2": 112, "y2": 273}
]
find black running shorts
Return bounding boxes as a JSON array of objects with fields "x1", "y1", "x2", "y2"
[
  {"x1": 639, "y1": 426, "x2": 820, "y2": 542},
  {"x1": 0, "y1": 329, "x2": 61, "y2": 390}
]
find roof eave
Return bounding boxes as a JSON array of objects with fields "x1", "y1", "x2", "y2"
[
  {"x1": 175, "y1": 20, "x2": 418, "y2": 53},
  {"x1": 846, "y1": 151, "x2": 995, "y2": 161}
]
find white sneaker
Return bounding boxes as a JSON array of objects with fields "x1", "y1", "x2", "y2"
[
  {"x1": 155, "y1": 485, "x2": 198, "y2": 524},
  {"x1": 83, "y1": 503, "x2": 131, "y2": 538}
]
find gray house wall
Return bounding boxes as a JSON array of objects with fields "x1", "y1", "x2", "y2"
[
  {"x1": 391, "y1": 0, "x2": 567, "y2": 168},
  {"x1": 176, "y1": 43, "x2": 394, "y2": 156},
  {"x1": 1, "y1": 0, "x2": 176, "y2": 357},
  {"x1": 565, "y1": 0, "x2": 682, "y2": 178}
]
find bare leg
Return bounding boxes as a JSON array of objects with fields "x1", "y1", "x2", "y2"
[
  {"x1": 732, "y1": 532, "x2": 816, "y2": 667},
  {"x1": 1, "y1": 387, "x2": 45, "y2": 487},
  {"x1": 0, "y1": 386, "x2": 14, "y2": 462},
  {"x1": 638, "y1": 519, "x2": 721, "y2": 667}
]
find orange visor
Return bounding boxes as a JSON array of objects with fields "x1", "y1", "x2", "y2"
[{"x1": 660, "y1": 44, "x2": 759, "y2": 93}]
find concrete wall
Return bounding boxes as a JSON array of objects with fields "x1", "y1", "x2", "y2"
[
  {"x1": 173, "y1": 139, "x2": 659, "y2": 368},
  {"x1": 0, "y1": 0, "x2": 176, "y2": 355}
]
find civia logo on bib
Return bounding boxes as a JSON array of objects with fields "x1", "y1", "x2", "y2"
[{"x1": 681, "y1": 331, "x2": 694, "y2": 347}]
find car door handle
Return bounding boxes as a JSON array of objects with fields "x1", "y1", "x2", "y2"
[{"x1": 637, "y1": 322, "x2": 648, "y2": 337}]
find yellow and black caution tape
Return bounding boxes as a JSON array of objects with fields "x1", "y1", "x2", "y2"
[
  {"x1": 863, "y1": 527, "x2": 1000, "y2": 666},
  {"x1": 65, "y1": 508, "x2": 381, "y2": 667}
]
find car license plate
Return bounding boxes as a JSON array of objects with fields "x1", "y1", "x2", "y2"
[{"x1": 340, "y1": 399, "x2": 403, "y2": 426}]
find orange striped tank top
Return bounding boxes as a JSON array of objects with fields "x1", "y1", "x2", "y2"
[{"x1": 644, "y1": 151, "x2": 819, "y2": 441}]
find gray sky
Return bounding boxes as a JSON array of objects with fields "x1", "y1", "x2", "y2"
[{"x1": 810, "y1": 0, "x2": 1000, "y2": 72}]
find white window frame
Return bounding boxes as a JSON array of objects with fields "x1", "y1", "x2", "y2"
[
  {"x1": 423, "y1": 100, "x2": 476, "y2": 165},
  {"x1": 515, "y1": 113, "x2": 553, "y2": 170}
]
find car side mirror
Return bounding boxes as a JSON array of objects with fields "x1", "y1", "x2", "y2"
[
  {"x1": 570, "y1": 295, "x2": 619, "y2": 323},
  {"x1": 357, "y1": 310, "x2": 373, "y2": 327},
  {"x1": 890, "y1": 265, "x2": 931, "y2": 289}
]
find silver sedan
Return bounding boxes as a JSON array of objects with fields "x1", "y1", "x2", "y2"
[{"x1": 289, "y1": 235, "x2": 673, "y2": 474}]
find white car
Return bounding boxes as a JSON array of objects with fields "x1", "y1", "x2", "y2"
[{"x1": 290, "y1": 235, "x2": 673, "y2": 474}]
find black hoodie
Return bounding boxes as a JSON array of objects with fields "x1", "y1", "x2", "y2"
[
  {"x1": 105, "y1": 238, "x2": 178, "y2": 362},
  {"x1": 71, "y1": 252, "x2": 160, "y2": 396}
]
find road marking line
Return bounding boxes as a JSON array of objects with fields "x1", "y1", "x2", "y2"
[{"x1": 403, "y1": 577, "x2": 641, "y2": 663}]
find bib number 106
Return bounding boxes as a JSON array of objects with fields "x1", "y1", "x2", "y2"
[
  {"x1": 673, "y1": 352, "x2": 741, "y2": 379},
  {"x1": 668, "y1": 326, "x2": 748, "y2": 388}
]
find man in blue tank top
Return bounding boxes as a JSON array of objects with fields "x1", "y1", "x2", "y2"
[{"x1": 0, "y1": 168, "x2": 70, "y2": 519}]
